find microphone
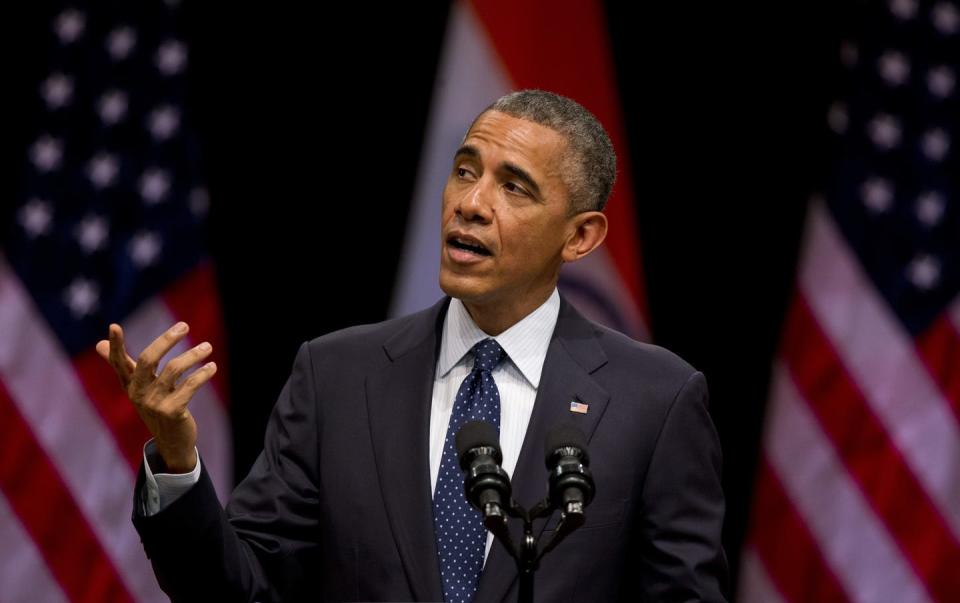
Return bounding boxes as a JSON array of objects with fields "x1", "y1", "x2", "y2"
[
  {"x1": 456, "y1": 420, "x2": 512, "y2": 520},
  {"x1": 544, "y1": 424, "x2": 595, "y2": 518}
]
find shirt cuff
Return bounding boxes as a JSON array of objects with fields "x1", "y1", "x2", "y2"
[{"x1": 141, "y1": 439, "x2": 201, "y2": 516}]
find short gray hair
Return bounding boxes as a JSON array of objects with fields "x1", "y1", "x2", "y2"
[{"x1": 473, "y1": 89, "x2": 617, "y2": 213}]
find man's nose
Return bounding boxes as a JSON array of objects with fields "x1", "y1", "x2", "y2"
[{"x1": 457, "y1": 178, "x2": 494, "y2": 222}]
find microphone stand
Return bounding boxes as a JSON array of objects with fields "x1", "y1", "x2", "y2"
[{"x1": 483, "y1": 498, "x2": 586, "y2": 603}]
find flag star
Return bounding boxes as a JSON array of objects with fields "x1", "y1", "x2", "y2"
[
  {"x1": 861, "y1": 177, "x2": 894, "y2": 213},
  {"x1": 889, "y1": 0, "x2": 918, "y2": 19},
  {"x1": 840, "y1": 41, "x2": 858, "y2": 68},
  {"x1": 878, "y1": 51, "x2": 910, "y2": 86},
  {"x1": 927, "y1": 66, "x2": 955, "y2": 98},
  {"x1": 156, "y1": 40, "x2": 188, "y2": 75},
  {"x1": 828, "y1": 102, "x2": 848, "y2": 133},
  {"x1": 98, "y1": 90, "x2": 129, "y2": 125},
  {"x1": 932, "y1": 2, "x2": 959, "y2": 34},
  {"x1": 189, "y1": 187, "x2": 210, "y2": 217},
  {"x1": 148, "y1": 105, "x2": 180, "y2": 141},
  {"x1": 140, "y1": 168, "x2": 171, "y2": 204},
  {"x1": 54, "y1": 9, "x2": 85, "y2": 44},
  {"x1": 915, "y1": 192, "x2": 945, "y2": 227},
  {"x1": 906, "y1": 254, "x2": 941, "y2": 290},
  {"x1": 64, "y1": 277, "x2": 99, "y2": 318},
  {"x1": 106, "y1": 26, "x2": 137, "y2": 60},
  {"x1": 30, "y1": 135, "x2": 63, "y2": 172},
  {"x1": 19, "y1": 198, "x2": 53, "y2": 238},
  {"x1": 868, "y1": 114, "x2": 901, "y2": 149},
  {"x1": 75, "y1": 215, "x2": 109, "y2": 253},
  {"x1": 129, "y1": 231, "x2": 163, "y2": 267},
  {"x1": 921, "y1": 128, "x2": 950, "y2": 160},
  {"x1": 87, "y1": 153, "x2": 119, "y2": 188},
  {"x1": 41, "y1": 73, "x2": 73, "y2": 109}
]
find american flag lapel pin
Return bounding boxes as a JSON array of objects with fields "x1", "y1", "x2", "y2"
[{"x1": 569, "y1": 399, "x2": 589, "y2": 414}]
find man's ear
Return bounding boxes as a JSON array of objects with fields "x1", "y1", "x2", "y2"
[{"x1": 561, "y1": 211, "x2": 608, "y2": 263}]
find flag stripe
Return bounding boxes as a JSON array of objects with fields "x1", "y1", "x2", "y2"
[
  {"x1": 0, "y1": 381, "x2": 133, "y2": 603},
  {"x1": 738, "y1": 549, "x2": 788, "y2": 603},
  {"x1": 799, "y1": 202, "x2": 960, "y2": 536},
  {"x1": 0, "y1": 486, "x2": 70, "y2": 603},
  {"x1": 0, "y1": 256, "x2": 167, "y2": 602},
  {"x1": 916, "y1": 307, "x2": 960, "y2": 424},
  {"x1": 764, "y1": 364, "x2": 932, "y2": 603},
  {"x1": 784, "y1": 294, "x2": 960, "y2": 601},
  {"x1": 745, "y1": 459, "x2": 850, "y2": 603}
]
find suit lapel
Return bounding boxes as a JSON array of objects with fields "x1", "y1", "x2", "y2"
[
  {"x1": 366, "y1": 298, "x2": 449, "y2": 602},
  {"x1": 476, "y1": 297, "x2": 611, "y2": 602}
]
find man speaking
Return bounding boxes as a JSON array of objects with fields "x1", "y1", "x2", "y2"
[{"x1": 98, "y1": 89, "x2": 728, "y2": 602}]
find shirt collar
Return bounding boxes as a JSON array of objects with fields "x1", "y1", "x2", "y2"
[{"x1": 436, "y1": 288, "x2": 560, "y2": 388}]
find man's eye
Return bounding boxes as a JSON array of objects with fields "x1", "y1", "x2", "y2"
[
  {"x1": 504, "y1": 182, "x2": 527, "y2": 195},
  {"x1": 456, "y1": 167, "x2": 474, "y2": 179}
]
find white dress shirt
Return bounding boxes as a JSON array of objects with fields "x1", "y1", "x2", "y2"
[{"x1": 144, "y1": 288, "x2": 561, "y2": 564}]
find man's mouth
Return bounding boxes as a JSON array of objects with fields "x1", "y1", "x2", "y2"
[{"x1": 447, "y1": 235, "x2": 492, "y2": 256}]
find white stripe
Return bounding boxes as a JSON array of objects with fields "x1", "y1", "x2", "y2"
[
  {"x1": 123, "y1": 298, "x2": 233, "y2": 503},
  {"x1": 800, "y1": 201, "x2": 960, "y2": 536},
  {"x1": 390, "y1": 0, "x2": 511, "y2": 317},
  {"x1": 764, "y1": 363, "x2": 931, "y2": 603},
  {"x1": 0, "y1": 491, "x2": 69, "y2": 603},
  {"x1": 736, "y1": 547, "x2": 787, "y2": 603},
  {"x1": 0, "y1": 255, "x2": 168, "y2": 602}
]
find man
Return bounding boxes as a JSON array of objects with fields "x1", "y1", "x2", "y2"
[{"x1": 98, "y1": 89, "x2": 728, "y2": 601}]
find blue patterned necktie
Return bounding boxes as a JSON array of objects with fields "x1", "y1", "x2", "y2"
[{"x1": 433, "y1": 338, "x2": 506, "y2": 603}]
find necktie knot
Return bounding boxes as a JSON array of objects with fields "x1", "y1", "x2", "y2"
[{"x1": 471, "y1": 338, "x2": 505, "y2": 374}]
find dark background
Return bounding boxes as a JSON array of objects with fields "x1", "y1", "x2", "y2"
[{"x1": 6, "y1": 1, "x2": 843, "y2": 592}]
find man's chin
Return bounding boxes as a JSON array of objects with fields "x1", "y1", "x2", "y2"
[{"x1": 438, "y1": 271, "x2": 487, "y2": 302}]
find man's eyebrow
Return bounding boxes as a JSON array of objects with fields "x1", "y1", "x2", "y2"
[
  {"x1": 453, "y1": 145, "x2": 543, "y2": 199},
  {"x1": 454, "y1": 145, "x2": 479, "y2": 160},
  {"x1": 502, "y1": 163, "x2": 542, "y2": 198}
]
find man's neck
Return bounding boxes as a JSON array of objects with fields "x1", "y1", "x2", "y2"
[{"x1": 460, "y1": 288, "x2": 556, "y2": 336}]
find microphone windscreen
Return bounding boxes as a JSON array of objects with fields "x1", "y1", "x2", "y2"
[
  {"x1": 544, "y1": 423, "x2": 588, "y2": 461},
  {"x1": 456, "y1": 420, "x2": 500, "y2": 459}
]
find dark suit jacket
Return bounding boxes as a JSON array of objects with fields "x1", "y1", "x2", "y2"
[{"x1": 132, "y1": 295, "x2": 728, "y2": 602}]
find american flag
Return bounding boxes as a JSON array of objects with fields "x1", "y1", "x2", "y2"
[
  {"x1": 740, "y1": 1, "x2": 959, "y2": 602},
  {"x1": 1, "y1": 3, "x2": 232, "y2": 602}
]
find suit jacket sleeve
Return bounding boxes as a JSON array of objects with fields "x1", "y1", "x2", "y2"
[
  {"x1": 132, "y1": 340, "x2": 323, "y2": 603},
  {"x1": 636, "y1": 370, "x2": 729, "y2": 602}
]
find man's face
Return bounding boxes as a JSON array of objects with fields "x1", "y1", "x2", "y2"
[{"x1": 439, "y1": 110, "x2": 576, "y2": 312}]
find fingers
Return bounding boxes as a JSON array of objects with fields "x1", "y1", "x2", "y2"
[
  {"x1": 97, "y1": 323, "x2": 136, "y2": 386},
  {"x1": 167, "y1": 361, "x2": 218, "y2": 411},
  {"x1": 132, "y1": 322, "x2": 191, "y2": 388},
  {"x1": 156, "y1": 341, "x2": 214, "y2": 390}
]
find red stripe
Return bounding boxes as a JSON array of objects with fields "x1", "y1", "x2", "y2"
[
  {"x1": 468, "y1": 0, "x2": 648, "y2": 320},
  {"x1": 747, "y1": 457, "x2": 850, "y2": 603},
  {"x1": 783, "y1": 293, "x2": 960, "y2": 602},
  {"x1": 0, "y1": 380, "x2": 135, "y2": 603},
  {"x1": 161, "y1": 259, "x2": 231, "y2": 405},
  {"x1": 916, "y1": 313, "x2": 960, "y2": 425}
]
